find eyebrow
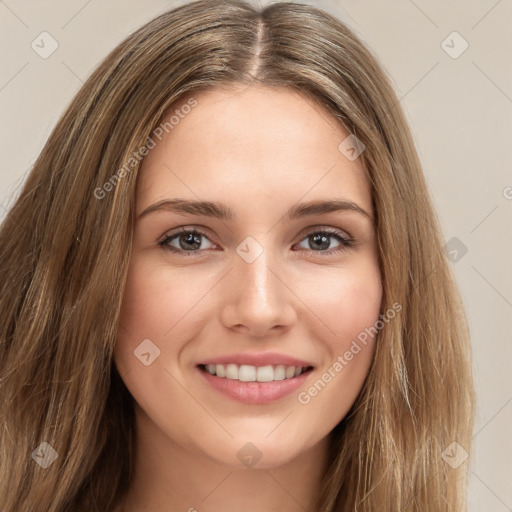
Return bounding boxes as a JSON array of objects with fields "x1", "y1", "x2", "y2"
[{"x1": 138, "y1": 198, "x2": 372, "y2": 222}]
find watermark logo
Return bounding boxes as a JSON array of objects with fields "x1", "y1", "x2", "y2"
[
  {"x1": 31, "y1": 31, "x2": 59, "y2": 59},
  {"x1": 441, "y1": 441, "x2": 468, "y2": 468},
  {"x1": 441, "y1": 31, "x2": 469, "y2": 59},
  {"x1": 237, "y1": 442, "x2": 262, "y2": 467},
  {"x1": 32, "y1": 441, "x2": 58, "y2": 468},
  {"x1": 338, "y1": 134, "x2": 366, "y2": 161},
  {"x1": 236, "y1": 236, "x2": 264, "y2": 263},
  {"x1": 134, "y1": 338, "x2": 161, "y2": 366},
  {"x1": 444, "y1": 236, "x2": 468, "y2": 263}
]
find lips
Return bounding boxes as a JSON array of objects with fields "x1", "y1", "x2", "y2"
[{"x1": 196, "y1": 352, "x2": 315, "y2": 404}]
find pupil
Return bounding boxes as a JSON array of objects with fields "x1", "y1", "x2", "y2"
[
  {"x1": 181, "y1": 233, "x2": 200, "y2": 250},
  {"x1": 311, "y1": 234, "x2": 329, "y2": 250}
]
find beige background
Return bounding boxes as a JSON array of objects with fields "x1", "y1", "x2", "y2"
[{"x1": 1, "y1": 0, "x2": 511, "y2": 509}]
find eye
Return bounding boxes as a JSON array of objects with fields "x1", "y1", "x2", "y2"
[
  {"x1": 159, "y1": 228, "x2": 216, "y2": 254},
  {"x1": 294, "y1": 228, "x2": 354, "y2": 254},
  {"x1": 158, "y1": 226, "x2": 355, "y2": 256}
]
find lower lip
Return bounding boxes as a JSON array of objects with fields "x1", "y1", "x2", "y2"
[{"x1": 197, "y1": 366, "x2": 313, "y2": 405}]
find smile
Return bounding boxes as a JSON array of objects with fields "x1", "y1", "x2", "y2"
[{"x1": 197, "y1": 363, "x2": 314, "y2": 404}]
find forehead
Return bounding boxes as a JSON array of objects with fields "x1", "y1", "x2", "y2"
[{"x1": 136, "y1": 84, "x2": 372, "y2": 217}]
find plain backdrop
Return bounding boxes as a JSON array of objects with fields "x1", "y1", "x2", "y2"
[{"x1": 1, "y1": 0, "x2": 511, "y2": 509}]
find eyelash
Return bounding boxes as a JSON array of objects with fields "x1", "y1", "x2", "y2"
[{"x1": 158, "y1": 226, "x2": 355, "y2": 256}]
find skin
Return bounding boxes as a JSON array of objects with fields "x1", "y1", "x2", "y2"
[{"x1": 114, "y1": 83, "x2": 383, "y2": 512}]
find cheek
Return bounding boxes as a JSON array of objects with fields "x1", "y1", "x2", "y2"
[
  {"x1": 114, "y1": 258, "x2": 176, "y2": 380},
  {"x1": 114, "y1": 258, "x2": 202, "y2": 416},
  {"x1": 329, "y1": 269, "x2": 382, "y2": 350},
  {"x1": 114, "y1": 257, "x2": 218, "y2": 380},
  {"x1": 117, "y1": 257, "x2": 209, "y2": 340},
  {"x1": 298, "y1": 256, "x2": 382, "y2": 352},
  {"x1": 295, "y1": 259, "x2": 382, "y2": 410},
  {"x1": 118, "y1": 259, "x2": 171, "y2": 338}
]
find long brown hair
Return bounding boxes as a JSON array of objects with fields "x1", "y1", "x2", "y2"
[{"x1": 0, "y1": 1, "x2": 475, "y2": 510}]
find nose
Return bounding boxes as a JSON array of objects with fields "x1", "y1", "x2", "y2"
[{"x1": 219, "y1": 247, "x2": 297, "y2": 338}]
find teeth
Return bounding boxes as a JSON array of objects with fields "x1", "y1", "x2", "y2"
[
  {"x1": 225, "y1": 364, "x2": 239, "y2": 380},
  {"x1": 204, "y1": 363, "x2": 308, "y2": 382},
  {"x1": 239, "y1": 365, "x2": 256, "y2": 382},
  {"x1": 216, "y1": 364, "x2": 226, "y2": 378},
  {"x1": 273, "y1": 365, "x2": 286, "y2": 380},
  {"x1": 256, "y1": 365, "x2": 274, "y2": 382},
  {"x1": 285, "y1": 366, "x2": 296, "y2": 379}
]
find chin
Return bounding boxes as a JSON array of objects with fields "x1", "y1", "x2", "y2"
[{"x1": 206, "y1": 436, "x2": 310, "y2": 470}]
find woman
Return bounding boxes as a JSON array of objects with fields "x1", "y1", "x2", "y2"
[{"x1": 0, "y1": 0, "x2": 475, "y2": 510}]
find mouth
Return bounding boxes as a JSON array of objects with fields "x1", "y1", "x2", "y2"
[{"x1": 196, "y1": 363, "x2": 314, "y2": 404}]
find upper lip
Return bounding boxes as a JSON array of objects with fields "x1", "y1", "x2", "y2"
[{"x1": 197, "y1": 351, "x2": 314, "y2": 368}]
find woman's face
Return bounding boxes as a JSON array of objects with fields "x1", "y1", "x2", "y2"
[{"x1": 114, "y1": 84, "x2": 382, "y2": 468}]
